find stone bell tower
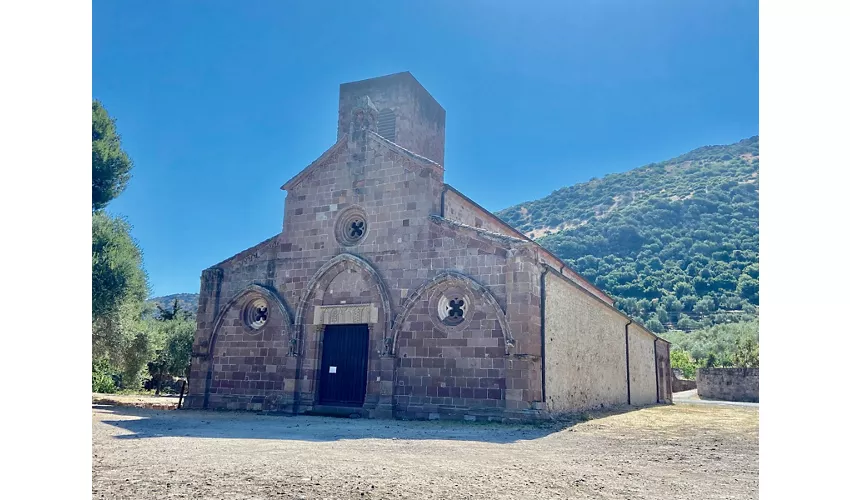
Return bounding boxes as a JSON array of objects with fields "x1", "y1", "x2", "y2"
[{"x1": 337, "y1": 71, "x2": 446, "y2": 166}]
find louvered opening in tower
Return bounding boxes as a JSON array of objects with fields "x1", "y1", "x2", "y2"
[{"x1": 377, "y1": 108, "x2": 396, "y2": 141}]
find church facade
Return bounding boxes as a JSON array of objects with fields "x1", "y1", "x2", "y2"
[{"x1": 185, "y1": 72, "x2": 672, "y2": 421}]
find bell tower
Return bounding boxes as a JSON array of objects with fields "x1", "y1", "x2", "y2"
[{"x1": 337, "y1": 72, "x2": 446, "y2": 166}]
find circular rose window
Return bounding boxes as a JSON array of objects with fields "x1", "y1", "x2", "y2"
[
  {"x1": 243, "y1": 298, "x2": 269, "y2": 330},
  {"x1": 430, "y1": 286, "x2": 474, "y2": 332},
  {"x1": 335, "y1": 207, "x2": 369, "y2": 246},
  {"x1": 437, "y1": 294, "x2": 468, "y2": 326}
]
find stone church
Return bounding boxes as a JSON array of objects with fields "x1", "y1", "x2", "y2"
[{"x1": 186, "y1": 72, "x2": 672, "y2": 421}]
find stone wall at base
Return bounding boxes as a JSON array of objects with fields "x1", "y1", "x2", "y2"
[
  {"x1": 672, "y1": 369, "x2": 697, "y2": 392},
  {"x1": 697, "y1": 368, "x2": 759, "y2": 402}
]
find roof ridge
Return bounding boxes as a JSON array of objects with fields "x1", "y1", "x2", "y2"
[
  {"x1": 281, "y1": 136, "x2": 349, "y2": 191},
  {"x1": 443, "y1": 183, "x2": 615, "y2": 306},
  {"x1": 428, "y1": 214, "x2": 526, "y2": 243},
  {"x1": 369, "y1": 131, "x2": 444, "y2": 170}
]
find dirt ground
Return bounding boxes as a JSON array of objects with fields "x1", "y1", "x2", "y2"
[{"x1": 92, "y1": 403, "x2": 758, "y2": 499}]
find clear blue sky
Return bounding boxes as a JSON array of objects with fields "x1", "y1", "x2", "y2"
[{"x1": 93, "y1": 0, "x2": 758, "y2": 298}]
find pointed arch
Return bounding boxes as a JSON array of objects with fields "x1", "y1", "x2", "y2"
[
  {"x1": 203, "y1": 283, "x2": 293, "y2": 409},
  {"x1": 209, "y1": 283, "x2": 293, "y2": 342},
  {"x1": 294, "y1": 253, "x2": 393, "y2": 344},
  {"x1": 390, "y1": 271, "x2": 515, "y2": 355}
]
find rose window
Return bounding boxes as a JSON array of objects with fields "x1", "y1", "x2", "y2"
[
  {"x1": 335, "y1": 207, "x2": 369, "y2": 246},
  {"x1": 438, "y1": 294, "x2": 469, "y2": 326},
  {"x1": 349, "y1": 218, "x2": 365, "y2": 239},
  {"x1": 244, "y1": 298, "x2": 269, "y2": 330}
]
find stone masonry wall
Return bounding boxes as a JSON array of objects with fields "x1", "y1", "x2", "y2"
[
  {"x1": 206, "y1": 288, "x2": 292, "y2": 411},
  {"x1": 442, "y1": 187, "x2": 613, "y2": 307},
  {"x1": 187, "y1": 134, "x2": 444, "y2": 411},
  {"x1": 338, "y1": 72, "x2": 446, "y2": 166},
  {"x1": 656, "y1": 339, "x2": 673, "y2": 403},
  {"x1": 672, "y1": 369, "x2": 697, "y2": 392},
  {"x1": 184, "y1": 70, "x2": 629, "y2": 419},
  {"x1": 394, "y1": 282, "x2": 508, "y2": 419},
  {"x1": 543, "y1": 271, "x2": 628, "y2": 413},
  {"x1": 443, "y1": 188, "x2": 520, "y2": 237},
  {"x1": 628, "y1": 324, "x2": 658, "y2": 406},
  {"x1": 186, "y1": 132, "x2": 546, "y2": 418},
  {"x1": 697, "y1": 368, "x2": 759, "y2": 402}
]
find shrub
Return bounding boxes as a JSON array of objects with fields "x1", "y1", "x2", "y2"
[
  {"x1": 732, "y1": 336, "x2": 759, "y2": 367},
  {"x1": 645, "y1": 317, "x2": 665, "y2": 333},
  {"x1": 670, "y1": 350, "x2": 697, "y2": 379},
  {"x1": 92, "y1": 358, "x2": 117, "y2": 393}
]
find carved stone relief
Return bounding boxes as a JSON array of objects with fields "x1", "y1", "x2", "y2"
[{"x1": 313, "y1": 304, "x2": 379, "y2": 326}]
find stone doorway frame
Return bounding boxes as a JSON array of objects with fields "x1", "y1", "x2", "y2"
[{"x1": 293, "y1": 254, "x2": 395, "y2": 417}]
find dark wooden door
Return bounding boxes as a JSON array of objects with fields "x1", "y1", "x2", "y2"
[{"x1": 318, "y1": 324, "x2": 370, "y2": 406}]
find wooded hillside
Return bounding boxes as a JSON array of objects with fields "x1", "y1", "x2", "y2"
[{"x1": 497, "y1": 137, "x2": 759, "y2": 332}]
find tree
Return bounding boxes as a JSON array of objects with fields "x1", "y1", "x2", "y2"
[
  {"x1": 92, "y1": 100, "x2": 133, "y2": 211},
  {"x1": 645, "y1": 317, "x2": 665, "y2": 333},
  {"x1": 92, "y1": 357, "x2": 117, "y2": 393},
  {"x1": 732, "y1": 336, "x2": 759, "y2": 367},
  {"x1": 742, "y1": 263, "x2": 759, "y2": 280},
  {"x1": 662, "y1": 320, "x2": 758, "y2": 371},
  {"x1": 674, "y1": 281, "x2": 696, "y2": 298},
  {"x1": 147, "y1": 314, "x2": 195, "y2": 394},
  {"x1": 676, "y1": 316, "x2": 699, "y2": 331},
  {"x1": 165, "y1": 321, "x2": 195, "y2": 378},
  {"x1": 156, "y1": 298, "x2": 190, "y2": 321},
  {"x1": 670, "y1": 350, "x2": 697, "y2": 379},
  {"x1": 92, "y1": 211, "x2": 148, "y2": 333},
  {"x1": 693, "y1": 296, "x2": 716, "y2": 315},
  {"x1": 496, "y1": 136, "x2": 759, "y2": 330},
  {"x1": 122, "y1": 327, "x2": 154, "y2": 389},
  {"x1": 91, "y1": 99, "x2": 156, "y2": 393},
  {"x1": 737, "y1": 275, "x2": 759, "y2": 305}
]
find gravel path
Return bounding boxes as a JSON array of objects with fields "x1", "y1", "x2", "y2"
[
  {"x1": 673, "y1": 390, "x2": 759, "y2": 407},
  {"x1": 93, "y1": 403, "x2": 758, "y2": 499}
]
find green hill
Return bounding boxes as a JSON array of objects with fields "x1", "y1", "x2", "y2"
[{"x1": 497, "y1": 136, "x2": 759, "y2": 332}]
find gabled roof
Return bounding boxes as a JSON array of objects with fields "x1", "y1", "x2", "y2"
[
  {"x1": 430, "y1": 210, "x2": 665, "y2": 343},
  {"x1": 206, "y1": 232, "x2": 280, "y2": 269},
  {"x1": 428, "y1": 214, "x2": 526, "y2": 245},
  {"x1": 281, "y1": 131, "x2": 443, "y2": 192},
  {"x1": 541, "y1": 264, "x2": 670, "y2": 345},
  {"x1": 367, "y1": 131, "x2": 444, "y2": 171},
  {"x1": 280, "y1": 136, "x2": 349, "y2": 191},
  {"x1": 443, "y1": 184, "x2": 615, "y2": 306}
]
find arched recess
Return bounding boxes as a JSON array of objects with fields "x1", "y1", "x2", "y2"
[
  {"x1": 390, "y1": 271, "x2": 515, "y2": 355},
  {"x1": 203, "y1": 283, "x2": 293, "y2": 409},
  {"x1": 293, "y1": 253, "x2": 393, "y2": 349},
  {"x1": 209, "y1": 284, "x2": 294, "y2": 343}
]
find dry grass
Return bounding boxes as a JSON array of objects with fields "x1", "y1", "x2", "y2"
[
  {"x1": 576, "y1": 404, "x2": 759, "y2": 439},
  {"x1": 92, "y1": 393, "x2": 180, "y2": 410}
]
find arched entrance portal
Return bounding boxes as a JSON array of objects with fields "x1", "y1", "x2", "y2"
[{"x1": 294, "y1": 254, "x2": 394, "y2": 416}]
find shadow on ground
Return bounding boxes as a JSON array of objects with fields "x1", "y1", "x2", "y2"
[{"x1": 94, "y1": 403, "x2": 639, "y2": 444}]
